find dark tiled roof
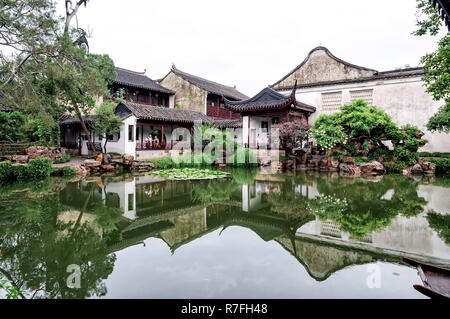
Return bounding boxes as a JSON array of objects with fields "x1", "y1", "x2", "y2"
[
  {"x1": 433, "y1": 0, "x2": 450, "y2": 30},
  {"x1": 59, "y1": 114, "x2": 99, "y2": 125},
  {"x1": 214, "y1": 119, "x2": 243, "y2": 129},
  {"x1": 224, "y1": 87, "x2": 316, "y2": 113},
  {"x1": 117, "y1": 102, "x2": 212, "y2": 124},
  {"x1": 168, "y1": 65, "x2": 249, "y2": 100},
  {"x1": 114, "y1": 67, "x2": 175, "y2": 95},
  {"x1": 273, "y1": 67, "x2": 426, "y2": 91}
]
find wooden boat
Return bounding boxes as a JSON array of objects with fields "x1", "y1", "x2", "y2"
[{"x1": 403, "y1": 257, "x2": 450, "y2": 299}]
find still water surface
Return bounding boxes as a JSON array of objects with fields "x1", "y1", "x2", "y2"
[{"x1": 0, "y1": 169, "x2": 449, "y2": 299}]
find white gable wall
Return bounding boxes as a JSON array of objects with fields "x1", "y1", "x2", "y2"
[{"x1": 278, "y1": 76, "x2": 449, "y2": 152}]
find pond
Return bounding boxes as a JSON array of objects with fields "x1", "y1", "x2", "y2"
[{"x1": 0, "y1": 169, "x2": 449, "y2": 299}]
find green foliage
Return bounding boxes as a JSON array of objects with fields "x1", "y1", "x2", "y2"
[
  {"x1": 308, "y1": 175, "x2": 427, "y2": 238},
  {"x1": 0, "y1": 1, "x2": 117, "y2": 148},
  {"x1": 0, "y1": 111, "x2": 26, "y2": 142},
  {"x1": 54, "y1": 166, "x2": 77, "y2": 178},
  {"x1": 430, "y1": 158, "x2": 450, "y2": 174},
  {"x1": 149, "y1": 168, "x2": 229, "y2": 180},
  {"x1": 147, "y1": 157, "x2": 175, "y2": 169},
  {"x1": 427, "y1": 100, "x2": 450, "y2": 133},
  {"x1": 0, "y1": 276, "x2": 23, "y2": 299},
  {"x1": 24, "y1": 113, "x2": 60, "y2": 143},
  {"x1": 310, "y1": 100, "x2": 427, "y2": 169},
  {"x1": 412, "y1": 0, "x2": 443, "y2": 36},
  {"x1": 0, "y1": 159, "x2": 53, "y2": 182},
  {"x1": 91, "y1": 101, "x2": 123, "y2": 153},
  {"x1": 0, "y1": 161, "x2": 15, "y2": 181},
  {"x1": 426, "y1": 211, "x2": 450, "y2": 245},
  {"x1": 309, "y1": 114, "x2": 347, "y2": 150},
  {"x1": 54, "y1": 154, "x2": 72, "y2": 164},
  {"x1": 412, "y1": 2, "x2": 450, "y2": 133},
  {"x1": 27, "y1": 158, "x2": 53, "y2": 179},
  {"x1": 229, "y1": 167, "x2": 258, "y2": 184},
  {"x1": 417, "y1": 152, "x2": 450, "y2": 158}
]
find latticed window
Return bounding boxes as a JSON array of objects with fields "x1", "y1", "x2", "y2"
[
  {"x1": 350, "y1": 89, "x2": 373, "y2": 105},
  {"x1": 321, "y1": 91, "x2": 342, "y2": 113},
  {"x1": 320, "y1": 221, "x2": 342, "y2": 238}
]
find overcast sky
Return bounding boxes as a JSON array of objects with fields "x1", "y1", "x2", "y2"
[{"x1": 58, "y1": 0, "x2": 444, "y2": 96}]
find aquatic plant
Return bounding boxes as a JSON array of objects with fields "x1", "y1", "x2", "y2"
[{"x1": 149, "y1": 168, "x2": 230, "y2": 180}]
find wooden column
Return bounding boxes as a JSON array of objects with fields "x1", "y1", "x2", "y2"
[{"x1": 161, "y1": 125, "x2": 165, "y2": 149}]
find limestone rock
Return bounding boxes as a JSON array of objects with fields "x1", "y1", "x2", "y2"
[
  {"x1": 421, "y1": 161, "x2": 436, "y2": 176},
  {"x1": 342, "y1": 157, "x2": 356, "y2": 165},
  {"x1": 12, "y1": 155, "x2": 29, "y2": 164},
  {"x1": 122, "y1": 154, "x2": 134, "y2": 161},
  {"x1": 360, "y1": 161, "x2": 385, "y2": 175},
  {"x1": 83, "y1": 159, "x2": 101, "y2": 167},
  {"x1": 411, "y1": 164, "x2": 424, "y2": 175}
]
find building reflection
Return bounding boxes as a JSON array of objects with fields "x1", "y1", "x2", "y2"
[{"x1": 59, "y1": 172, "x2": 450, "y2": 281}]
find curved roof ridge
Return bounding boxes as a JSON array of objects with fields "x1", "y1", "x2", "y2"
[
  {"x1": 115, "y1": 66, "x2": 147, "y2": 75},
  {"x1": 164, "y1": 65, "x2": 249, "y2": 100},
  {"x1": 270, "y1": 46, "x2": 377, "y2": 88}
]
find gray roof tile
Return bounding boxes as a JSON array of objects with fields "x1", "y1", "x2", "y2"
[
  {"x1": 118, "y1": 102, "x2": 212, "y2": 124},
  {"x1": 114, "y1": 67, "x2": 175, "y2": 95},
  {"x1": 170, "y1": 66, "x2": 249, "y2": 100}
]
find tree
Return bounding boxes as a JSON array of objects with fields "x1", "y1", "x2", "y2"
[
  {"x1": 273, "y1": 119, "x2": 310, "y2": 154},
  {"x1": 91, "y1": 101, "x2": 122, "y2": 154},
  {"x1": 0, "y1": 0, "x2": 117, "y2": 149},
  {"x1": 309, "y1": 99, "x2": 427, "y2": 168},
  {"x1": 412, "y1": 0, "x2": 450, "y2": 133}
]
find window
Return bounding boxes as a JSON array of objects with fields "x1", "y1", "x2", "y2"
[
  {"x1": 321, "y1": 91, "x2": 342, "y2": 113},
  {"x1": 128, "y1": 193, "x2": 134, "y2": 211},
  {"x1": 350, "y1": 89, "x2": 373, "y2": 105},
  {"x1": 128, "y1": 125, "x2": 134, "y2": 142},
  {"x1": 272, "y1": 117, "x2": 280, "y2": 125}
]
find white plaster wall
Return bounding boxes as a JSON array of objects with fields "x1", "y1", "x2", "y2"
[
  {"x1": 242, "y1": 116, "x2": 249, "y2": 146},
  {"x1": 104, "y1": 179, "x2": 137, "y2": 220},
  {"x1": 105, "y1": 115, "x2": 137, "y2": 157},
  {"x1": 280, "y1": 76, "x2": 450, "y2": 152}
]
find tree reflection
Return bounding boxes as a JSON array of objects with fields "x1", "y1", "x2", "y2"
[
  {"x1": 427, "y1": 211, "x2": 450, "y2": 245},
  {"x1": 0, "y1": 179, "x2": 122, "y2": 299},
  {"x1": 307, "y1": 175, "x2": 427, "y2": 238}
]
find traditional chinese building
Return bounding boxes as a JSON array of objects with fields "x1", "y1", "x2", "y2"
[
  {"x1": 224, "y1": 86, "x2": 315, "y2": 148},
  {"x1": 270, "y1": 46, "x2": 450, "y2": 152},
  {"x1": 158, "y1": 64, "x2": 248, "y2": 119},
  {"x1": 110, "y1": 67, "x2": 175, "y2": 107}
]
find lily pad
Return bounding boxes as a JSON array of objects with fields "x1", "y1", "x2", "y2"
[{"x1": 149, "y1": 168, "x2": 230, "y2": 181}]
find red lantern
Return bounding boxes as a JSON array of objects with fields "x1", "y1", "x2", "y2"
[
  {"x1": 136, "y1": 90, "x2": 139, "y2": 94},
  {"x1": 155, "y1": 93, "x2": 159, "y2": 97},
  {"x1": 221, "y1": 97, "x2": 224, "y2": 101}
]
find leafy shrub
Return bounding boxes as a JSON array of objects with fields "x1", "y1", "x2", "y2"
[
  {"x1": 418, "y1": 152, "x2": 450, "y2": 158},
  {"x1": 430, "y1": 158, "x2": 450, "y2": 174},
  {"x1": 54, "y1": 154, "x2": 72, "y2": 164},
  {"x1": 52, "y1": 166, "x2": 77, "y2": 177},
  {"x1": 0, "y1": 111, "x2": 26, "y2": 142},
  {"x1": 0, "y1": 161, "x2": 15, "y2": 181},
  {"x1": 0, "y1": 158, "x2": 54, "y2": 182},
  {"x1": 27, "y1": 158, "x2": 53, "y2": 179},
  {"x1": 309, "y1": 99, "x2": 427, "y2": 169},
  {"x1": 14, "y1": 165, "x2": 30, "y2": 181}
]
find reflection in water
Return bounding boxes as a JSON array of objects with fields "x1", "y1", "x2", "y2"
[{"x1": 0, "y1": 171, "x2": 449, "y2": 298}]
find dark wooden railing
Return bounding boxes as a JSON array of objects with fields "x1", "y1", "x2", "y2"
[{"x1": 207, "y1": 105, "x2": 240, "y2": 119}]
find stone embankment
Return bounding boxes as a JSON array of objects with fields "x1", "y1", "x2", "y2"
[
  {"x1": 81, "y1": 153, "x2": 154, "y2": 176},
  {"x1": 268, "y1": 154, "x2": 436, "y2": 176},
  {"x1": 0, "y1": 146, "x2": 67, "y2": 163}
]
